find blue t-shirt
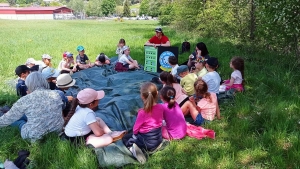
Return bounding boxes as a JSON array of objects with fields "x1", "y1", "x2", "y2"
[{"x1": 16, "y1": 79, "x2": 27, "y2": 97}]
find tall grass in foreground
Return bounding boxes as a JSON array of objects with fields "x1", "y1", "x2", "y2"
[{"x1": 0, "y1": 20, "x2": 300, "y2": 168}]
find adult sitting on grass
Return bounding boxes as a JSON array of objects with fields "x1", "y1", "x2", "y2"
[
  {"x1": 144, "y1": 27, "x2": 171, "y2": 47},
  {"x1": 0, "y1": 72, "x2": 64, "y2": 142},
  {"x1": 186, "y1": 42, "x2": 210, "y2": 70}
]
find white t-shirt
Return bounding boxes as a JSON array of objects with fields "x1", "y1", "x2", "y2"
[
  {"x1": 171, "y1": 64, "x2": 179, "y2": 76},
  {"x1": 57, "y1": 60, "x2": 66, "y2": 71},
  {"x1": 64, "y1": 106, "x2": 97, "y2": 137},
  {"x1": 202, "y1": 71, "x2": 221, "y2": 94},
  {"x1": 119, "y1": 54, "x2": 132, "y2": 65},
  {"x1": 231, "y1": 70, "x2": 243, "y2": 84}
]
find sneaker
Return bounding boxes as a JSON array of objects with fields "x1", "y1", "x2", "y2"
[
  {"x1": 130, "y1": 143, "x2": 146, "y2": 164},
  {"x1": 109, "y1": 130, "x2": 127, "y2": 142}
]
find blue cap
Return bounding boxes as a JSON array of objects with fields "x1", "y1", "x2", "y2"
[
  {"x1": 77, "y1": 45, "x2": 85, "y2": 51},
  {"x1": 176, "y1": 65, "x2": 189, "y2": 75}
]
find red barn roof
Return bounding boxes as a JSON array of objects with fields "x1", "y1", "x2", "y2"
[{"x1": 0, "y1": 6, "x2": 73, "y2": 14}]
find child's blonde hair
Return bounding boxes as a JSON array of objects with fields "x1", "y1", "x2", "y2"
[
  {"x1": 194, "y1": 79, "x2": 211, "y2": 102},
  {"x1": 140, "y1": 82, "x2": 158, "y2": 113}
]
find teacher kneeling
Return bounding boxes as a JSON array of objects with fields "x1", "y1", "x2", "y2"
[
  {"x1": 0, "y1": 72, "x2": 64, "y2": 142},
  {"x1": 145, "y1": 27, "x2": 171, "y2": 47}
]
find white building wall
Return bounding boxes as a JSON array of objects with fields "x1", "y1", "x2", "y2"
[{"x1": 0, "y1": 14, "x2": 53, "y2": 20}]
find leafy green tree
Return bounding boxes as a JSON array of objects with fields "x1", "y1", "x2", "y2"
[
  {"x1": 115, "y1": 0, "x2": 123, "y2": 5},
  {"x1": 101, "y1": 0, "x2": 116, "y2": 16},
  {"x1": 123, "y1": 0, "x2": 131, "y2": 17},
  {"x1": 256, "y1": 0, "x2": 300, "y2": 56},
  {"x1": 86, "y1": 0, "x2": 102, "y2": 16},
  {"x1": 6, "y1": 0, "x2": 16, "y2": 6},
  {"x1": 68, "y1": 0, "x2": 85, "y2": 18},
  {"x1": 139, "y1": 0, "x2": 149, "y2": 15}
]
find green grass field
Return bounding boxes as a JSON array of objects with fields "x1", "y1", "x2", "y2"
[{"x1": 0, "y1": 20, "x2": 300, "y2": 169}]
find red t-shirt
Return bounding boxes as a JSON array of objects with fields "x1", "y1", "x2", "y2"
[{"x1": 148, "y1": 35, "x2": 169, "y2": 44}]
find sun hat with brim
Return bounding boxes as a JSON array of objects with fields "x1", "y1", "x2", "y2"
[
  {"x1": 15, "y1": 65, "x2": 30, "y2": 76},
  {"x1": 42, "y1": 54, "x2": 52, "y2": 59},
  {"x1": 122, "y1": 46, "x2": 130, "y2": 51},
  {"x1": 77, "y1": 45, "x2": 85, "y2": 52},
  {"x1": 77, "y1": 88, "x2": 105, "y2": 104},
  {"x1": 25, "y1": 58, "x2": 36, "y2": 65},
  {"x1": 41, "y1": 67, "x2": 60, "y2": 79},
  {"x1": 56, "y1": 74, "x2": 76, "y2": 88},
  {"x1": 176, "y1": 65, "x2": 189, "y2": 75}
]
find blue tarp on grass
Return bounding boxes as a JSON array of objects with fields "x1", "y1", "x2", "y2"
[{"x1": 65, "y1": 64, "x2": 161, "y2": 167}]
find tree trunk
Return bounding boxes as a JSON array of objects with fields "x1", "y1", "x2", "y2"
[{"x1": 249, "y1": 0, "x2": 256, "y2": 41}]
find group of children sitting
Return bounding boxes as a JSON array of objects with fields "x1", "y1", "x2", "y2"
[{"x1": 12, "y1": 40, "x2": 245, "y2": 164}]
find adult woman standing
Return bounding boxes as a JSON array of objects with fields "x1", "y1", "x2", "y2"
[
  {"x1": 145, "y1": 27, "x2": 171, "y2": 47},
  {"x1": 0, "y1": 72, "x2": 64, "y2": 142}
]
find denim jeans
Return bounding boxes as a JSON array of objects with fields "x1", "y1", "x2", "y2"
[{"x1": 11, "y1": 114, "x2": 27, "y2": 131}]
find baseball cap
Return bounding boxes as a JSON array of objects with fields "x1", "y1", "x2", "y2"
[
  {"x1": 56, "y1": 74, "x2": 76, "y2": 88},
  {"x1": 122, "y1": 46, "x2": 130, "y2": 51},
  {"x1": 77, "y1": 45, "x2": 85, "y2": 51},
  {"x1": 41, "y1": 67, "x2": 60, "y2": 79},
  {"x1": 63, "y1": 52, "x2": 73, "y2": 58},
  {"x1": 176, "y1": 65, "x2": 189, "y2": 75},
  {"x1": 205, "y1": 57, "x2": 219, "y2": 68},
  {"x1": 155, "y1": 27, "x2": 162, "y2": 32},
  {"x1": 42, "y1": 54, "x2": 52, "y2": 59},
  {"x1": 77, "y1": 88, "x2": 105, "y2": 104},
  {"x1": 25, "y1": 58, "x2": 36, "y2": 65},
  {"x1": 15, "y1": 65, "x2": 30, "y2": 76}
]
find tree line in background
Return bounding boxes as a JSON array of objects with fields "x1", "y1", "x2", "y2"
[
  {"x1": 2, "y1": 0, "x2": 299, "y2": 56},
  {"x1": 152, "y1": 0, "x2": 299, "y2": 58}
]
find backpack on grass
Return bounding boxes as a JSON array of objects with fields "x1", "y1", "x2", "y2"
[{"x1": 181, "y1": 41, "x2": 191, "y2": 53}]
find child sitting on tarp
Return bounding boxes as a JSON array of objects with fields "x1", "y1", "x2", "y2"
[
  {"x1": 58, "y1": 52, "x2": 77, "y2": 74},
  {"x1": 76, "y1": 45, "x2": 94, "y2": 70},
  {"x1": 95, "y1": 53, "x2": 111, "y2": 66}
]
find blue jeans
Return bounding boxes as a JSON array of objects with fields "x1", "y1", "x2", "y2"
[{"x1": 11, "y1": 114, "x2": 27, "y2": 131}]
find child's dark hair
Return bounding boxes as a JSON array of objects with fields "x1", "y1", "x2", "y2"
[
  {"x1": 231, "y1": 56, "x2": 244, "y2": 85},
  {"x1": 159, "y1": 71, "x2": 176, "y2": 86},
  {"x1": 194, "y1": 79, "x2": 211, "y2": 102},
  {"x1": 160, "y1": 86, "x2": 176, "y2": 109},
  {"x1": 168, "y1": 56, "x2": 178, "y2": 65},
  {"x1": 140, "y1": 82, "x2": 158, "y2": 113},
  {"x1": 98, "y1": 53, "x2": 106, "y2": 63},
  {"x1": 119, "y1": 38, "x2": 126, "y2": 45},
  {"x1": 196, "y1": 42, "x2": 209, "y2": 56},
  {"x1": 63, "y1": 98, "x2": 97, "y2": 126}
]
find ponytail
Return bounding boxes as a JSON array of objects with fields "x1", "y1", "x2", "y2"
[
  {"x1": 64, "y1": 98, "x2": 78, "y2": 126},
  {"x1": 63, "y1": 98, "x2": 90, "y2": 126},
  {"x1": 140, "y1": 82, "x2": 158, "y2": 113},
  {"x1": 160, "y1": 86, "x2": 176, "y2": 109}
]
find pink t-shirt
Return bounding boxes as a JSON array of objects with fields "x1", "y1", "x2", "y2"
[
  {"x1": 197, "y1": 93, "x2": 218, "y2": 121},
  {"x1": 162, "y1": 103, "x2": 186, "y2": 139},
  {"x1": 133, "y1": 104, "x2": 163, "y2": 134}
]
